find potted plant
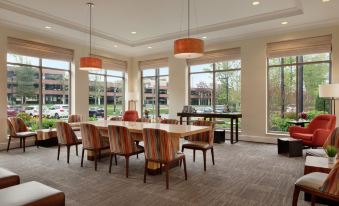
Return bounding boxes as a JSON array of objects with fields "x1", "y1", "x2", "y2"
[
  {"x1": 298, "y1": 112, "x2": 307, "y2": 121},
  {"x1": 144, "y1": 109, "x2": 150, "y2": 118},
  {"x1": 325, "y1": 145, "x2": 337, "y2": 164}
]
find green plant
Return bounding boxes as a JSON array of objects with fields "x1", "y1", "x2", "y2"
[{"x1": 325, "y1": 145, "x2": 337, "y2": 158}]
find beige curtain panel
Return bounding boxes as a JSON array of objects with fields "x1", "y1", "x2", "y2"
[
  {"x1": 91, "y1": 54, "x2": 127, "y2": 72},
  {"x1": 187, "y1": 47, "x2": 241, "y2": 66},
  {"x1": 267, "y1": 35, "x2": 332, "y2": 58},
  {"x1": 7, "y1": 37, "x2": 74, "y2": 62},
  {"x1": 139, "y1": 58, "x2": 169, "y2": 70}
]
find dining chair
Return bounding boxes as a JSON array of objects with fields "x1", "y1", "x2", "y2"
[
  {"x1": 80, "y1": 123, "x2": 110, "y2": 171},
  {"x1": 56, "y1": 122, "x2": 82, "y2": 163},
  {"x1": 122, "y1": 110, "x2": 139, "y2": 122},
  {"x1": 181, "y1": 120, "x2": 214, "y2": 171},
  {"x1": 160, "y1": 119, "x2": 178, "y2": 125},
  {"x1": 109, "y1": 116, "x2": 123, "y2": 121},
  {"x1": 7, "y1": 117, "x2": 38, "y2": 152},
  {"x1": 143, "y1": 128, "x2": 187, "y2": 189},
  {"x1": 136, "y1": 117, "x2": 151, "y2": 123},
  {"x1": 107, "y1": 125, "x2": 144, "y2": 177},
  {"x1": 292, "y1": 160, "x2": 339, "y2": 206},
  {"x1": 68, "y1": 114, "x2": 82, "y2": 131}
]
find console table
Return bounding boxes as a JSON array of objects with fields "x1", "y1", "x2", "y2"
[{"x1": 177, "y1": 112, "x2": 242, "y2": 144}]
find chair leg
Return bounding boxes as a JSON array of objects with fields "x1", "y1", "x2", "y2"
[
  {"x1": 311, "y1": 195, "x2": 316, "y2": 206},
  {"x1": 137, "y1": 153, "x2": 138, "y2": 159},
  {"x1": 181, "y1": 146, "x2": 184, "y2": 152},
  {"x1": 23, "y1": 138, "x2": 26, "y2": 152},
  {"x1": 183, "y1": 157, "x2": 187, "y2": 180},
  {"x1": 109, "y1": 153, "x2": 113, "y2": 173},
  {"x1": 20, "y1": 138, "x2": 22, "y2": 148},
  {"x1": 203, "y1": 150, "x2": 206, "y2": 171},
  {"x1": 81, "y1": 149, "x2": 85, "y2": 167},
  {"x1": 165, "y1": 163, "x2": 169, "y2": 189},
  {"x1": 211, "y1": 147, "x2": 215, "y2": 165},
  {"x1": 99, "y1": 150, "x2": 101, "y2": 161},
  {"x1": 94, "y1": 151, "x2": 98, "y2": 171},
  {"x1": 115, "y1": 154, "x2": 118, "y2": 165},
  {"x1": 57, "y1": 145, "x2": 61, "y2": 160},
  {"x1": 35, "y1": 136, "x2": 39, "y2": 148},
  {"x1": 7, "y1": 136, "x2": 11, "y2": 152},
  {"x1": 292, "y1": 186, "x2": 300, "y2": 206},
  {"x1": 67, "y1": 145, "x2": 70, "y2": 164},
  {"x1": 159, "y1": 163, "x2": 162, "y2": 174},
  {"x1": 75, "y1": 144, "x2": 78, "y2": 156},
  {"x1": 144, "y1": 160, "x2": 148, "y2": 183},
  {"x1": 125, "y1": 156, "x2": 129, "y2": 178},
  {"x1": 179, "y1": 159, "x2": 182, "y2": 167},
  {"x1": 193, "y1": 149, "x2": 196, "y2": 162}
]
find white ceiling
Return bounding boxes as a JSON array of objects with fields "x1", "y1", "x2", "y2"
[{"x1": 0, "y1": 0, "x2": 338, "y2": 57}]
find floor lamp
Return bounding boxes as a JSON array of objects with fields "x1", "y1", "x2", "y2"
[{"x1": 319, "y1": 83, "x2": 339, "y2": 115}]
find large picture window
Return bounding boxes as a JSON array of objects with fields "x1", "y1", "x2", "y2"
[
  {"x1": 141, "y1": 67, "x2": 169, "y2": 118},
  {"x1": 88, "y1": 70, "x2": 125, "y2": 120},
  {"x1": 267, "y1": 35, "x2": 332, "y2": 132},
  {"x1": 7, "y1": 54, "x2": 71, "y2": 131}
]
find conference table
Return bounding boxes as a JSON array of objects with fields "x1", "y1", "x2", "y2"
[{"x1": 70, "y1": 120, "x2": 211, "y2": 174}]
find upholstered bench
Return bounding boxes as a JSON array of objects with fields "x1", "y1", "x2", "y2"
[
  {"x1": 0, "y1": 167, "x2": 20, "y2": 189},
  {"x1": 0, "y1": 181, "x2": 65, "y2": 206}
]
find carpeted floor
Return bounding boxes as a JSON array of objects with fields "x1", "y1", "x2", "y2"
[{"x1": 0, "y1": 141, "x2": 312, "y2": 206}]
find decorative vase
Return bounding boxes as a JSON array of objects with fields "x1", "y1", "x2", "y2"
[{"x1": 328, "y1": 156, "x2": 335, "y2": 164}]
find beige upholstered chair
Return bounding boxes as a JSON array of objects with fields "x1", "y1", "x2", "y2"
[
  {"x1": 56, "y1": 122, "x2": 82, "y2": 163},
  {"x1": 109, "y1": 116, "x2": 123, "y2": 121},
  {"x1": 160, "y1": 119, "x2": 178, "y2": 125},
  {"x1": 182, "y1": 120, "x2": 214, "y2": 171},
  {"x1": 292, "y1": 161, "x2": 339, "y2": 206},
  {"x1": 107, "y1": 125, "x2": 144, "y2": 177},
  {"x1": 143, "y1": 128, "x2": 187, "y2": 189},
  {"x1": 80, "y1": 123, "x2": 110, "y2": 171},
  {"x1": 7, "y1": 117, "x2": 38, "y2": 152}
]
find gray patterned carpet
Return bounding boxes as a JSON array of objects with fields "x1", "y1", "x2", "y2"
[{"x1": 0, "y1": 141, "x2": 312, "y2": 206}]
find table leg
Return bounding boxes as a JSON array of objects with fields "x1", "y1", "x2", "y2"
[
  {"x1": 187, "y1": 117, "x2": 190, "y2": 125},
  {"x1": 180, "y1": 116, "x2": 183, "y2": 125},
  {"x1": 231, "y1": 118, "x2": 234, "y2": 144},
  {"x1": 236, "y1": 117, "x2": 239, "y2": 143}
]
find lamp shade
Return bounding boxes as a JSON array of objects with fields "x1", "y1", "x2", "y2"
[
  {"x1": 80, "y1": 56, "x2": 102, "y2": 71},
  {"x1": 319, "y1": 83, "x2": 339, "y2": 98},
  {"x1": 174, "y1": 38, "x2": 204, "y2": 59}
]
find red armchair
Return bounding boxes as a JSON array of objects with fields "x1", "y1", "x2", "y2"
[
  {"x1": 122, "y1": 110, "x2": 139, "y2": 122},
  {"x1": 288, "y1": 114, "x2": 336, "y2": 147}
]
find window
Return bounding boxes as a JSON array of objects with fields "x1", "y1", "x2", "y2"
[
  {"x1": 267, "y1": 35, "x2": 332, "y2": 132},
  {"x1": 141, "y1": 67, "x2": 169, "y2": 118},
  {"x1": 88, "y1": 70, "x2": 125, "y2": 120},
  {"x1": 7, "y1": 54, "x2": 71, "y2": 131}
]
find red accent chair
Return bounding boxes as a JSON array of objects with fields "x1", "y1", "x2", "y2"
[
  {"x1": 122, "y1": 110, "x2": 139, "y2": 122},
  {"x1": 288, "y1": 114, "x2": 336, "y2": 147}
]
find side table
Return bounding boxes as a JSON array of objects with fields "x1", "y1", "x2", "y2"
[{"x1": 277, "y1": 137, "x2": 303, "y2": 157}]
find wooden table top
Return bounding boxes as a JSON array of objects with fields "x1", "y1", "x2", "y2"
[
  {"x1": 177, "y1": 112, "x2": 242, "y2": 118},
  {"x1": 70, "y1": 120, "x2": 211, "y2": 137}
]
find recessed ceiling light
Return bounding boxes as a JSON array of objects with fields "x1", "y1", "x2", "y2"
[
  {"x1": 252, "y1": 1, "x2": 260, "y2": 6},
  {"x1": 322, "y1": 0, "x2": 330, "y2": 2},
  {"x1": 281, "y1": 21, "x2": 288, "y2": 25},
  {"x1": 202, "y1": 36, "x2": 207, "y2": 39},
  {"x1": 44, "y1": 26, "x2": 52, "y2": 29},
  {"x1": 113, "y1": 45, "x2": 118, "y2": 48},
  {"x1": 147, "y1": 46, "x2": 152, "y2": 49},
  {"x1": 131, "y1": 31, "x2": 137, "y2": 34}
]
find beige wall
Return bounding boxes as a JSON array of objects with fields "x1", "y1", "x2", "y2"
[
  {"x1": 0, "y1": 25, "x2": 131, "y2": 149},
  {"x1": 132, "y1": 25, "x2": 339, "y2": 143}
]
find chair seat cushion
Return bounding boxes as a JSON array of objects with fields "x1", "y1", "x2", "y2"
[
  {"x1": 0, "y1": 168, "x2": 20, "y2": 189},
  {"x1": 292, "y1": 133, "x2": 313, "y2": 141},
  {"x1": 16, "y1": 131, "x2": 37, "y2": 138},
  {"x1": 182, "y1": 141, "x2": 211, "y2": 149},
  {"x1": 306, "y1": 149, "x2": 327, "y2": 157},
  {"x1": 295, "y1": 172, "x2": 327, "y2": 190},
  {"x1": 0, "y1": 181, "x2": 65, "y2": 206}
]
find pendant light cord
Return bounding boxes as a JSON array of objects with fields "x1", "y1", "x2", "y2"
[{"x1": 187, "y1": 0, "x2": 190, "y2": 38}]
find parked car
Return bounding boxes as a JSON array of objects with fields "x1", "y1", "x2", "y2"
[
  {"x1": 25, "y1": 105, "x2": 40, "y2": 116},
  {"x1": 89, "y1": 107, "x2": 104, "y2": 118},
  {"x1": 196, "y1": 107, "x2": 213, "y2": 113},
  {"x1": 7, "y1": 106, "x2": 17, "y2": 117},
  {"x1": 46, "y1": 104, "x2": 69, "y2": 118},
  {"x1": 215, "y1": 105, "x2": 226, "y2": 113}
]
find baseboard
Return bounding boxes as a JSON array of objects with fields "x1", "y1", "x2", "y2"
[{"x1": 238, "y1": 135, "x2": 278, "y2": 144}]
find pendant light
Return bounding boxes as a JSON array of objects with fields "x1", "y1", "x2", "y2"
[
  {"x1": 80, "y1": 2, "x2": 102, "y2": 71},
  {"x1": 174, "y1": 0, "x2": 204, "y2": 59}
]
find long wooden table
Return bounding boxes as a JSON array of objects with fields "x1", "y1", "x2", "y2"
[
  {"x1": 177, "y1": 112, "x2": 242, "y2": 144},
  {"x1": 71, "y1": 120, "x2": 211, "y2": 174}
]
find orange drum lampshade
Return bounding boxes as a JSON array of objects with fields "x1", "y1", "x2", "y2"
[
  {"x1": 80, "y1": 56, "x2": 102, "y2": 71},
  {"x1": 174, "y1": 38, "x2": 204, "y2": 59}
]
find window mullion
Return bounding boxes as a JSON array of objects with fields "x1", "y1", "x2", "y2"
[{"x1": 39, "y1": 58, "x2": 43, "y2": 129}]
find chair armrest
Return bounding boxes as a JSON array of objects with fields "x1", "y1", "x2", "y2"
[
  {"x1": 313, "y1": 129, "x2": 331, "y2": 147},
  {"x1": 288, "y1": 126, "x2": 310, "y2": 135}
]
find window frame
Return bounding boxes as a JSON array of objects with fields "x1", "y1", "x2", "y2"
[
  {"x1": 188, "y1": 60, "x2": 241, "y2": 112},
  {"x1": 266, "y1": 53, "x2": 332, "y2": 133},
  {"x1": 88, "y1": 69, "x2": 125, "y2": 119},
  {"x1": 141, "y1": 67, "x2": 169, "y2": 118},
  {"x1": 7, "y1": 54, "x2": 72, "y2": 129}
]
